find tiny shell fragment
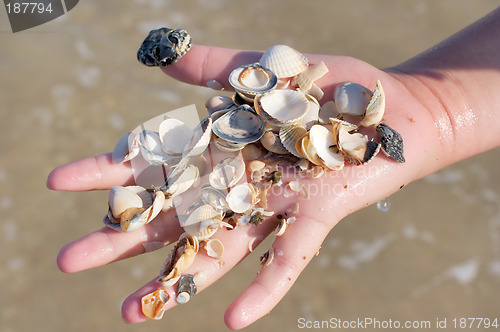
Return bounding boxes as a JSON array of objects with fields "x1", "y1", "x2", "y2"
[
  {"x1": 260, "y1": 247, "x2": 275, "y2": 267},
  {"x1": 176, "y1": 292, "x2": 191, "y2": 304},
  {"x1": 288, "y1": 181, "x2": 310, "y2": 199},
  {"x1": 205, "y1": 239, "x2": 224, "y2": 258},
  {"x1": 141, "y1": 289, "x2": 170, "y2": 320}
]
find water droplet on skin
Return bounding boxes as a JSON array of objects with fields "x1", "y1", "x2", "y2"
[{"x1": 376, "y1": 198, "x2": 390, "y2": 212}]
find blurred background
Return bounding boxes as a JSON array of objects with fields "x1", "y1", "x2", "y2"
[{"x1": 1, "y1": 0, "x2": 499, "y2": 331}]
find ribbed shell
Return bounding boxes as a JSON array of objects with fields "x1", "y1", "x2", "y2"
[{"x1": 259, "y1": 45, "x2": 309, "y2": 78}]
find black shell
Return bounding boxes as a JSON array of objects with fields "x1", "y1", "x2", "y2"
[
  {"x1": 376, "y1": 123, "x2": 405, "y2": 163},
  {"x1": 137, "y1": 27, "x2": 192, "y2": 67},
  {"x1": 176, "y1": 274, "x2": 197, "y2": 296}
]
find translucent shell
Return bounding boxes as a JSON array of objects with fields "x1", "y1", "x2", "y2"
[
  {"x1": 228, "y1": 63, "x2": 278, "y2": 102},
  {"x1": 309, "y1": 124, "x2": 345, "y2": 170},
  {"x1": 212, "y1": 105, "x2": 266, "y2": 145},
  {"x1": 141, "y1": 289, "x2": 170, "y2": 320},
  {"x1": 158, "y1": 117, "x2": 193, "y2": 155},
  {"x1": 334, "y1": 82, "x2": 373, "y2": 117},
  {"x1": 255, "y1": 89, "x2": 310, "y2": 126},
  {"x1": 199, "y1": 184, "x2": 230, "y2": 212},
  {"x1": 259, "y1": 44, "x2": 309, "y2": 78}
]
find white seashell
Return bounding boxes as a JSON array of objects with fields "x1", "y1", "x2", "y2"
[
  {"x1": 318, "y1": 101, "x2": 340, "y2": 124},
  {"x1": 206, "y1": 79, "x2": 224, "y2": 91},
  {"x1": 176, "y1": 292, "x2": 191, "y2": 304},
  {"x1": 288, "y1": 181, "x2": 310, "y2": 199},
  {"x1": 108, "y1": 186, "x2": 145, "y2": 219},
  {"x1": 294, "y1": 158, "x2": 310, "y2": 171},
  {"x1": 248, "y1": 235, "x2": 263, "y2": 253},
  {"x1": 255, "y1": 89, "x2": 310, "y2": 125},
  {"x1": 334, "y1": 82, "x2": 373, "y2": 117},
  {"x1": 205, "y1": 95, "x2": 234, "y2": 113},
  {"x1": 336, "y1": 125, "x2": 381, "y2": 165},
  {"x1": 229, "y1": 63, "x2": 278, "y2": 102},
  {"x1": 301, "y1": 94, "x2": 320, "y2": 130},
  {"x1": 212, "y1": 105, "x2": 266, "y2": 144},
  {"x1": 182, "y1": 117, "x2": 213, "y2": 158},
  {"x1": 205, "y1": 239, "x2": 224, "y2": 258},
  {"x1": 214, "y1": 137, "x2": 245, "y2": 153},
  {"x1": 309, "y1": 125, "x2": 345, "y2": 170},
  {"x1": 209, "y1": 157, "x2": 246, "y2": 190},
  {"x1": 306, "y1": 83, "x2": 324, "y2": 102},
  {"x1": 181, "y1": 204, "x2": 222, "y2": 240},
  {"x1": 260, "y1": 131, "x2": 289, "y2": 154},
  {"x1": 294, "y1": 133, "x2": 323, "y2": 166},
  {"x1": 226, "y1": 183, "x2": 258, "y2": 214},
  {"x1": 193, "y1": 271, "x2": 209, "y2": 287},
  {"x1": 248, "y1": 160, "x2": 266, "y2": 174},
  {"x1": 330, "y1": 117, "x2": 358, "y2": 133},
  {"x1": 259, "y1": 45, "x2": 309, "y2": 78},
  {"x1": 165, "y1": 164, "x2": 199, "y2": 198},
  {"x1": 159, "y1": 117, "x2": 193, "y2": 155},
  {"x1": 274, "y1": 219, "x2": 288, "y2": 236},
  {"x1": 279, "y1": 125, "x2": 307, "y2": 158},
  {"x1": 120, "y1": 190, "x2": 165, "y2": 232},
  {"x1": 260, "y1": 247, "x2": 275, "y2": 268},
  {"x1": 292, "y1": 61, "x2": 329, "y2": 92},
  {"x1": 199, "y1": 185, "x2": 229, "y2": 212},
  {"x1": 360, "y1": 80, "x2": 385, "y2": 127},
  {"x1": 112, "y1": 132, "x2": 140, "y2": 164}
]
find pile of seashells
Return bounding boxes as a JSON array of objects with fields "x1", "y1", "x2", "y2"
[{"x1": 106, "y1": 27, "x2": 406, "y2": 319}]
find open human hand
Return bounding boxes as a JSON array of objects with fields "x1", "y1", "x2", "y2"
[{"x1": 48, "y1": 15, "x2": 500, "y2": 328}]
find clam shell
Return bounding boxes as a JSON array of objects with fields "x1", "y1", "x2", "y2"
[
  {"x1": 279, "y1": 125, "x2": 307, "y2": 158},
  {"x1": 291, "y1": 61, "x2": 329, "y2": 92},
  {"x1": 120, "y1": 190, "x2": 165, "y2": 232},
  {"x1": 255, "y1": 89, "x2": 309, "y2": 125},
  {"x1": 209, "y1": 157, "x2": 246, "y2": 190},
  {"x1": 108, "y1": 185, "x2": 146, "y2": 219},
  {"x1": 112, "y1": 132, "x2": 140, "y2": 164},
  {"x1": 260, "y1": 131, "x2": 289, "y2": 155},
  {"x1": 165, "y1": 164, "x2": 199, "y2": 198},
  {"x1": 226, "y1": 183, "x2": 258, "y2": 214},
  {"x1": 205, "y1": 95, "x2": 234, "y2": 113},
  {"x1": 229, "y1": 63, "x2": 278, "y2": 102},
  {"x1": 159, "y1": 117, "x2": 192, "y2": 155},
  {"x1": 205, "y1": 239, "x2": 224, "y2": 258},
  {"x1": 212, "y1": 105, "x2": 266, "y2": 144},
  {"x1": 301, "y1": 93, "x2": 320, "y2": 130},
  {"x1": 295, "y1": 133, "x2": 323, "y2": 166},
  {"x1": 182, "y1": 204, "x2": 222, "y2": 240},
  {"x1": 182, "y1": 117, "x2": 213, "y2": 158},
  {"x1": 309, "y1": 125, "x2": 345, "y2": 170},
  {"x1": 360, "y1": 80, "x2": 385, "y2": 127},
  {"x1": 199, "y1": 184, "x2": 229, "y2": 212},
  {"x1": 259, "y1": 45, "x2": 309, "y2": 78},
  {"x1": 334, "y1": 82, "x2": 373, "y2": 117},
  {"x1": 141, "y1": 289, "x2": 170, "y2": 320},
  {"x1": 214, "y1": 137, "x2": 245, "y2": 153},
  {"x1": 139, "y1": 130, "x2": 180, "y2": 166},
  {"x1": 318, "y1": 101, "x2": 340, "y2": 125}
]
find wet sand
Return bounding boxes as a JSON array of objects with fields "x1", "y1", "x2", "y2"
[{"x1": 1, "y1": 1, "x2": 499, "y2": 331}]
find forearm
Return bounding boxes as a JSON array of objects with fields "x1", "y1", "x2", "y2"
[{"x1": 388, "y1": 7, "x2": 500, "y2": 169}]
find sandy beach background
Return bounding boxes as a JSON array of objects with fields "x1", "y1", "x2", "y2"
[{"x1": 1, "y1": 1, "x2": 500, "y2": 331}]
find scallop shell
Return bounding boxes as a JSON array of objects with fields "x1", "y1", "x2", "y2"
[
  {"x1": 360, "y1": 80, "x2": 385, "y2": 127},
  {"x1": 226, "y1": 183, "x2": 258, "y2": 214},
  {"x1": 279, "y1": 125, "x2": 307, "y2": 158},
  {"x1": 141, "y1": 289, "x2": 170, "y2": 320},
  {"x1": 181, "y1": 204, "x2": 222, "y2": 240},
  {"x1": 229, "y1": 63, "x2": 278, "y2": 102},
  {"x1": 334, "y1": 82, "x2": 373, "y2": 117},
  {"x1": 159, "y1": 117, "x2": 193, "y2": 155},
  {"x1": 259, "y1": 45, "x2": 309, "y2": 78},
  {"x1": 182, "y1": 117, "x2": 213, "y2": 158},
  {"x1": 205, "y1": 239, "x2": 224, "y2": 258},
  {"x1": 209, "y1": 157, "x2": 246, "y2": 190},
  {"x1": 260, "y1": 131, "x2": 289, "y2": 155},
  {"x1": 112, "y1": 132, "x2": 140, "y2": 164},
  {"x1": 291, "y1": 61, "x2": 329, "y2": 92},
  {"x1": 212, "y1": 105, "x2": 266, "y2": 145},
  {"x1": 309, "y1": 125, "x2": 345, "y2": 170},
  {"x1": 255, "y1": 89, "x2": 310, "y2": 126}
]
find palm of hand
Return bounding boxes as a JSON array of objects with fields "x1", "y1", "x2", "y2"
[{"x1": 49, "y1": 46, "x2": 432, "y2": 329}]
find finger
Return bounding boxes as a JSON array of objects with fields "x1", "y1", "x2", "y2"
[
  {"x1": 161, "y1": 45, "x2": 262, "y2": 88},
  {"x1": 57, "y1": 211, "x2": 182, "y2": 273},
  {"x1": 47, "y1": 153, "x2": 134, "y2": 191},
  {"x1": 224, "y1": 214, "x2": 332, "y2": 330},
  {"x1": 121, "y1": 219, "x2": 276, "y2": 324}
]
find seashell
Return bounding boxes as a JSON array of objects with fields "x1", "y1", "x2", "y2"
[
  {"x1": 301, "y1": 93, "x2": 320, "y2": 130},
  {"x1": 158, "y1": 234, "x2": 199, "y2": 282},
  {"x1": 212, "y1": 105, "x2": 266, "y2": 145},
  {"x1": 260, "y1": 247, "x2": 275, "y2": 267},
  {"x1": 205, "y1": 95, "x2": 234, "y2": 114},
  {"x1": 108, "y1": 185, "x2": 146, "y2": 219},
  {"x1": 336, "y1": 125, "x2": 380, "y2": 165},
  {"x1": 291, "y1": 61, "x2": 329, "y2": 92},
  {"x1": 279, "y1": 125, "x2": 307, "y2": 158},
  {"x1": 288, "y1": 180, "x2": 310, "y2": 199},
  {"x1": 112, "y1": 132, "x2": 140, "y2": 164},
  {"x1": 334, "y1": 82, "x2": 373, "y2": 117},
  {"x1": 330, "y1": 117, "x2": 358, "y2": 133},
  {"x1": 182, "y1": 117, "x2": 213, "y2": 158},
  {"x1": 214, "y1": 137, "x2": 245, "y2": 153},
  {"x1": 360, "y1": 80, "x2": 385, "y2": 127},
  {"x1": 137, "y1": 27, "x2": 192, "y2": 67},
  {"x1": 141, "y1": 289, "x2": 170, "y2": 320},
  {"x1": 295, "y1": 133, "x2": 323, "y2": 166},
  {"x1": 176, "y1": 274, "x2": 197, "y2": 300},
  {"x1": 176, "y1": 292, "x2": 191, "y2": 304},
  {"x1": 274, "y1": 219, "x2": 288, "y2": 236},
  {"x1": 193, "y1": 271, "x2": 209, "y2": 287},
  {"x1": 158, "y1": 117, "x2": 193, "y2": 155},
  {"x1": 209, "y1": 157, "x2": 246, "y2": 190},
  {"x1": 309, "y1": 125, "x2": 345, "y2": 170},
  {"x1": 260, "y1": 131, "x2": 289, "y2": 155},
  {"x1": 206, "y1": 80, "x2": 224, "y2": 91},
  {"x1": 306, "y1": 83, "x2": 324, "y2": 102},
  {"x1": 376, "y1": 123, "x2": 405, "y2": 163},
  {"x1": 205, "y1": 239, "x2": 224, "y2": 258},
  {"x1": 228, "y1": 63, "x2": 278, "y2": 102},
  {"x1": 248, "y1": 235, "x2": 263, "y2": 253},
  {"x1": 241, "y1": 144, "x2": 262, "y2": 160},
  {"x1": 294, "y1": 158, "x2": 310, "y2": 171},
  {"x1": 181, "y1": 204, "x2": 222, "y2": 240},
  {"x1": 120, "y1": 190, "x2": 165, "y2": 232},
  {"x1": 255, "y1": 89, "x2": 310, "y2": 126},
  {"x1": 199, "y1": 185, "x2": 230, "y2": 213},
  {"x1": 164, "y1": 164, "x2": 199, "y2": 198},
  {"x1": 254, "y1": 181, "x2": 272, "y2": 208},
  {"x1": 248, "y1": 160, "x2": 266, "y2": 174},
  {"x1": 259, "y1": 45, "x2": 309, "y2": 78},
  {"x1": 318, "y1": 101, "x2": 340, "y2": 125},
  {"x1": 226, "y1": 183, "x2": 258, "y2": 214}
]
